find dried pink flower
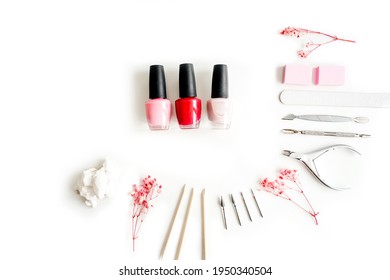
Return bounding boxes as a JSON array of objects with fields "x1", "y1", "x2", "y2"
[
  {"x1": 280, "y1": 26, "x2": 355, "y2": 58},
  {"x1": 279, "y1": 168, "x2": 299, "y2": 181},
  {"x1": 130, "y1": 175, "x2": 162, "y2": 251},
  {"x1": 280, "y1": 27, "x2": 309, "y2": 38},
  {"x1": 297, "y1": 50, "x2": 309, "y2": 58},
  {"x1": 259, "y1": 169, "x2": 318, "y2": 225}
]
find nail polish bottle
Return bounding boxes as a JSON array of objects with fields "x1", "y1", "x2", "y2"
[
  {"x1": 207, "y1": 64, "x2": 232, "y2": 129},
  {"x1": 175, "y1": 63, "x2": 202, "y2": 129},
  {"x1": 145, "y1": 65, "x2": 172, "y2": 130}
]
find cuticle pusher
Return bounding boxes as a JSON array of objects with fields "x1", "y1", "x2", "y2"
[
  {"x1": 282, "y1": 113, "x2": 369, "y2": 123},
  {"x1": 282, "y1": 128, "x2": 370, "y2": 138}
]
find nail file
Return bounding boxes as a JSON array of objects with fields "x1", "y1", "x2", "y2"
[{"x1": 280, "y1": 89, "x2": 390, "y2": 108}]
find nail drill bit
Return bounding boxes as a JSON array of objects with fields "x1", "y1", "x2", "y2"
[
  {"x1": 251, "y1": 188, "x2": 263, "y2": 218},
  {"x1": 230, "y1": 194, "x2": 241, "y2": 226},
  {"x1": 240, "y1": 192, "x2": 252, "y2": 222},
  {"x1": 220, "y1": 196, "x2": 227, "y2": 230}
]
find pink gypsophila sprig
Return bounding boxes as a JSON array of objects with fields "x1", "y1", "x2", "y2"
[
  {"x1": 259, "y1": 169, "x2": 319, "y2": 225},
  {"x1": 130, "y1": 175, "x2": 162, "y2": 251},
  {"x1": 280, "y1": 26, "x2": 355, "y2": 58}
]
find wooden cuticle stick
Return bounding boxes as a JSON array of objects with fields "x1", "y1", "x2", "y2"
[
  {"x1": 174, "y1": 188, "x2": 194, "y2": 260},
  {"x1": 160, "y1": 185, "x2": 186, "y2": 259}
]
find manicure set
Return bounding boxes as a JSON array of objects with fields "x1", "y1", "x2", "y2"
[{"x1": 74, "y1": 26, "x2": 387, "y2": 260}]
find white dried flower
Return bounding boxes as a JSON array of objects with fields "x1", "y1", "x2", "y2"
[{"x1": 75, "y1": 159, "x2": 113, "y2": 207}]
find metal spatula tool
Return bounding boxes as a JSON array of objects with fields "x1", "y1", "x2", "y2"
[{"x1": 282, "y1": 114, "x2": 369, "y2": 123}]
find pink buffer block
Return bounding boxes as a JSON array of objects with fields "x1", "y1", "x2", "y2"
[
  {"x1": 314, "y1": 65, "x2": 345, "y2": 85},
  {"x1": 283, "y1": 64, "x2": 312, "y2": 85}
]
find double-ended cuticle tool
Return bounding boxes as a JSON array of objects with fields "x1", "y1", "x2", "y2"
[
  {"x1": 282, "y1": 128, "x2": 370, "y2": 138},
  {"x1": 282, "y1": 114, "x2": 369, "y2": 123}
]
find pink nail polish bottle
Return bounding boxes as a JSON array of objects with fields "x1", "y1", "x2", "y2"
[
  {"x1": 207, "y1": 64, "x2": 232, "y2": 129},
  {"x1": 145, "y1": 65, "x2": 172, "y2": 130}
]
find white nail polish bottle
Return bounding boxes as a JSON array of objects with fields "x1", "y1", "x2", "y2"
[{"x1": 206, "y1": 64, "x2": 232, "y2": 129}]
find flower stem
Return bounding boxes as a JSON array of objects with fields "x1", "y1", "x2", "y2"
[
  {"x1": 294, "y1": 181, "x2": 318, "y2": 225},
  {"x1": 299, "y1": 27, "x2": 356, "y2": 43}
]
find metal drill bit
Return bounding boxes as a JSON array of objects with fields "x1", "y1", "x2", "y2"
[
  {"x1": 251, "y1": 188, "x2": 263, "y2": 218},
  {"x1": 220, "y1": 196, "x2": 227, "y2": 230},
  {"x1": 240, "y1": 192, "x2": 252, "y2": 222},
  {"x1": 230, "y1": 194, "x2": 241, "y2": 226}
]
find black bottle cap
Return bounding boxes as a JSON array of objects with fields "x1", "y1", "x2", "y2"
[
  {"x1": 149, "y1": 65, "x2": 167, "y2": 99},
  {"x1": 211, "y1": 64, "x2": 228, "y2": 98},
  {"x1": 179, "y1": 63, "x2": 197, "y2": 98}
]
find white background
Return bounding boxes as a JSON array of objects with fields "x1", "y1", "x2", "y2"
[{"x1": 1, "y1": 0, "x2": 389, "y2": 279}]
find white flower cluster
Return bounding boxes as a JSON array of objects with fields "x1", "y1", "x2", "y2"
[{"x1": 75, "y1": 159, "x2": 113, "y2": 207}]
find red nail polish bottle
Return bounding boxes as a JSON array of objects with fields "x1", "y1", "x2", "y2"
[{"x1": 175, "y1": 63, "x2": 202, "y2": 129}]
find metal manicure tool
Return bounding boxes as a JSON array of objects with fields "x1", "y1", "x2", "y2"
[
  {"x1": 220, "y1": 196, "x2": 227, "y2": 230},
  {"x1": 250, "y1": 188, "x2": 263, "y2": 218},
  {"x1": 230, "y1": 194, "x2": 242, "y2": 226},
  {"x1": 283, "y1": 144, "x2": 361, "y2": 190},
  {"x1": 282, "y1": 114, "x2": 369, "y2": 123},
  {"x1": 240, "y1": 192, "x2": 252, "y2": 222},
  {"x1": 282, "y1": 128, "x2": 370, "y2": 138}
]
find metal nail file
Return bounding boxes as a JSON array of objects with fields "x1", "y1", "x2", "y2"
[{"x1": 230, "y1": 194, "x2": 241, "y2": 226}]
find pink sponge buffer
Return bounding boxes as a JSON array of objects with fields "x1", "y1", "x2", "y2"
[
  {"x1": 314, "y1": 65, "x2": 345, "y2": 85},
  {"x1": 283, "y1": 64, "x2": 345, "y2": 86},
  {"x1": 283, "y1": 64, "x2": 312, "y2": 85}
]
